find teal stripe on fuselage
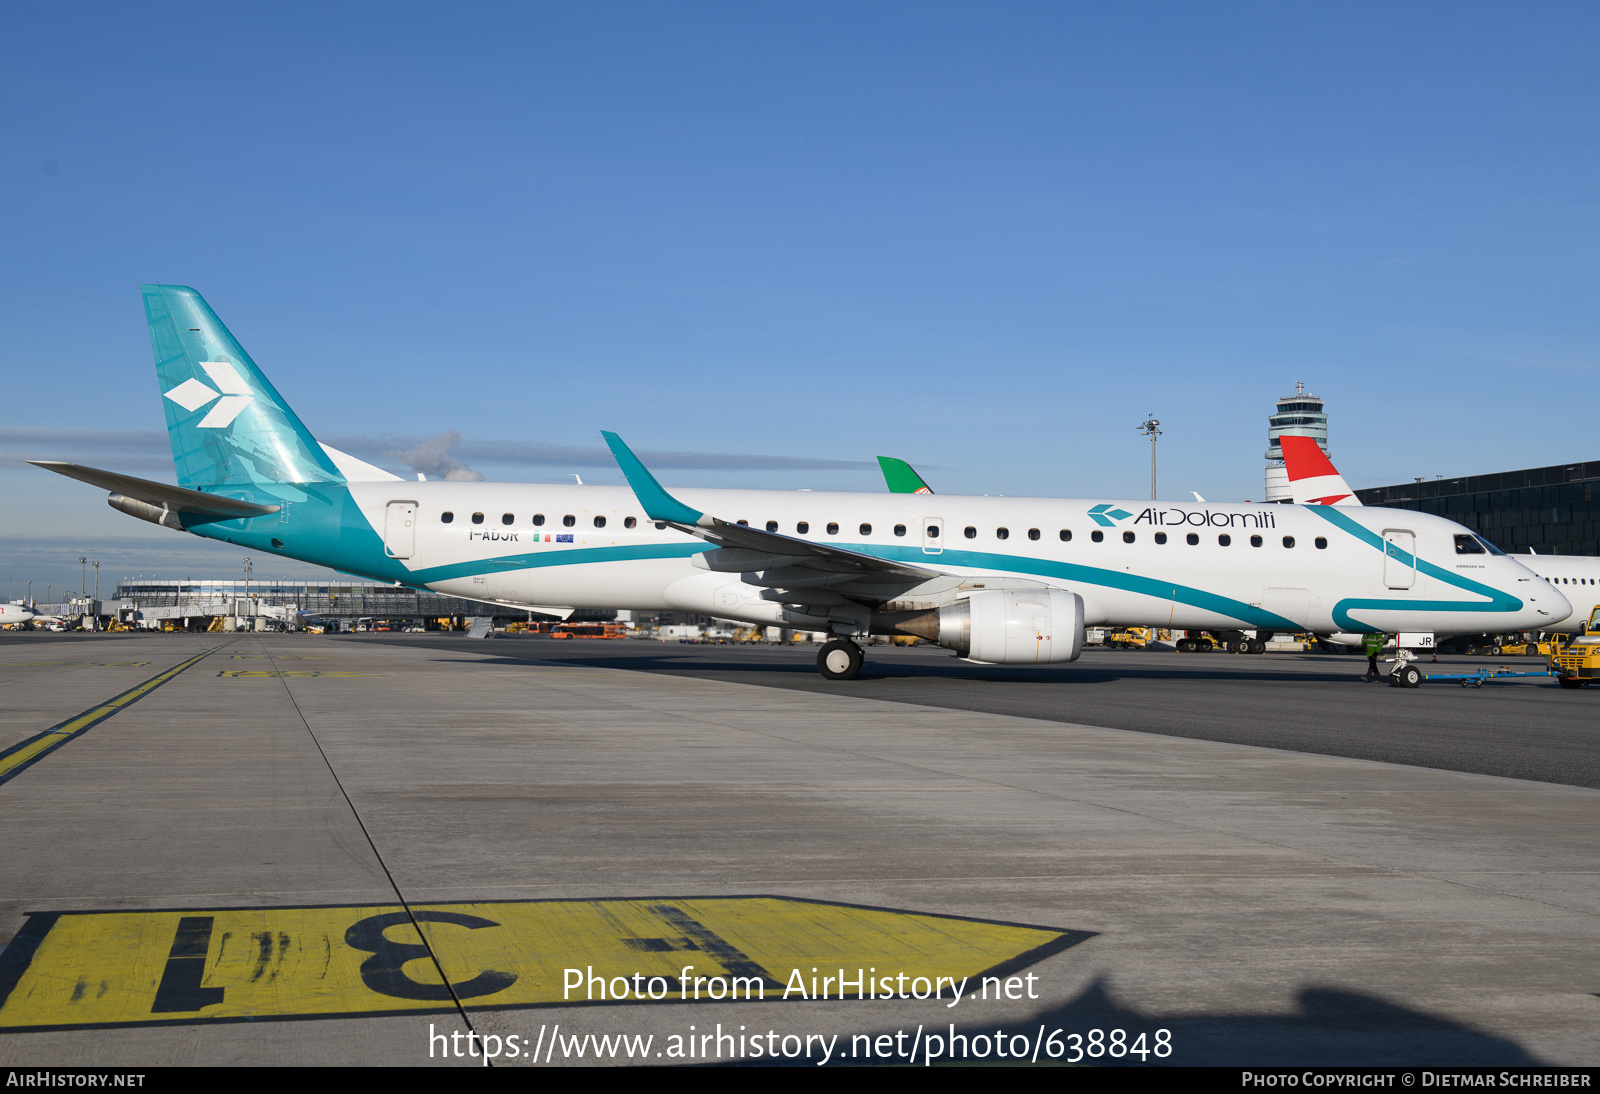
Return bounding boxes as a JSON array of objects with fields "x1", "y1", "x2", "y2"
[
  {"x1": 863, "y1": 545, "x2": 1303, "y2": 630},
  {"x1": 179, "y1": 484, "x2": 1515, "y2": 633},
  {"x1": 1302, "y1": 506, "x2": 1522, "y2": 630},
  {"x1": 176, "y1": 484, "x2": 1290, "y2": 626}
]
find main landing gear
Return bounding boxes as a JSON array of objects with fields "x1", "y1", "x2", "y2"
[{"x1": 817, "y1": 638, "x2": 864, "y2": 681}]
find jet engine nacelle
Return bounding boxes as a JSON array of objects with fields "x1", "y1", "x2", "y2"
[{"x1": 936, "y1": 589, "x2": 1085, "y2": 664}]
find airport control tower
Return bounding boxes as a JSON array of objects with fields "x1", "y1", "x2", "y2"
[{"x1": 1264, "y1": 382, "x2": 1329, "y2": 502}]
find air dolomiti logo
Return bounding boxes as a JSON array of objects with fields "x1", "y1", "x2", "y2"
[
  {"x1": 163, "y1": 361, "x2": 255, "y2": 428},
  {"x1": 1088, "y1": 504, "x2": 1277, "y2": 529},
  {"x1": 1087, "y1": 504, "x2": 1133, "y2": 527}
]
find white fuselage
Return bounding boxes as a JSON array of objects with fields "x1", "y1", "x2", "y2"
[{"x1": 342, "y1": 483, "x2": 1569, "y2": 637}]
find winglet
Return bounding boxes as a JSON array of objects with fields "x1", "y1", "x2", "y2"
[{"x1": 601, "y1": 432, "x2": 708, "y2": 526}]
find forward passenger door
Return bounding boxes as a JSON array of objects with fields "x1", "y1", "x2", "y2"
[{"x1": 1383, "y1": 529, "x2": 1416, "y2": 589}]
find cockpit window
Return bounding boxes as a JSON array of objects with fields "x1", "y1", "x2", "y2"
[
  {"x1": 1454, "y1": 534, "x2": 1485, "y2": 555},
  {"x1": 1475, "y1": 535, "x2": 1505, "y2": 556}
]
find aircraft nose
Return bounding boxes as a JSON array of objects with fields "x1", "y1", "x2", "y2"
[{"x1": 1538, "y1": 582, "x2": 1573, "y2": 627}]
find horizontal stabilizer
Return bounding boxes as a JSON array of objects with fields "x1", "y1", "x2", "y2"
[{"x1": 29, "y1": 462, "x2": 280, "y2": 518}]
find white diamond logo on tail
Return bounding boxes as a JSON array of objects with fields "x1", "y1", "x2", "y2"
[
  {"x1": 164, "y1": 377, "x2": 220, "y2": 413},
  {"x1": 162, "y1": 362, "x2": 255, "y2": 428}
]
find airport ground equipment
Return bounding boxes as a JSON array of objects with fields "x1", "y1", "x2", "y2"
[
  {"x1": 1384, "y1": 648, "x2": 1554, "y2": 688},
  {"x1": 1552, "y1": 636, "x2": 1600, "y2": 688},
  {"x1": 1419, "y1": 665, "x2": 1555, "y2": 688},
  {"x1": 1106, "y1": 627, "x2": 1153, "y2": 649},
  {"x1": 1176, "y1": 629, "x2": 1267, "y2": 654}
]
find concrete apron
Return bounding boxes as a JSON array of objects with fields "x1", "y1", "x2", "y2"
[{"x1": 0, "y1": 634, "x2": 1594, "y2": 1065}]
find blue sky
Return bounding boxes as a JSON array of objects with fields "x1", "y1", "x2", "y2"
[{"x1": 3, "y1": 2, "x2": 1597, "y2": 591}]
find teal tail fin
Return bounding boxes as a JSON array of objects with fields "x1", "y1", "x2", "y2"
[{"x1": 142, "y1": 284, "x2": 344, "y2": 488}]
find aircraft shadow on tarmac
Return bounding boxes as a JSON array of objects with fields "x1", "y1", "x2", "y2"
[
  {"x1": 718, "y1": 978, "x2": 1543, "y2": 1067},
  {"x1": 399, "y1": 639, "x2": 1363, "y2": 687}
]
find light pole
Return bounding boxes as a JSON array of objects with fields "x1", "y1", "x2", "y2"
[
  {"x1": 92, "y1": 561, "x2": 100, "y2": 601},
  {"x1": 79, "y1": 557, "x2": 87, "y2": 599},
  {"x1": 1137, "y1": 414, "x2": 1162, "y2": 501}
]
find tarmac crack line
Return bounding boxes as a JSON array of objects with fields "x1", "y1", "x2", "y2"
[{"x1": 257, "y1": 636, "x2": 491, "y2": 1059}]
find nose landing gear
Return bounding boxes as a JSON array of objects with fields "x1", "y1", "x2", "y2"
[{"x1": 817, "y1": 638, "x2": 864, "y2": 681}]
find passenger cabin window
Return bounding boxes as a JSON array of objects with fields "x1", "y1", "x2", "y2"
[
  {"x1": 1028, "y1": 528, "x2": 1040, "y2": 541},
  {"x1": 441, "y1": 512, "x2": 454, "y2": 524},
  {"x1": 1186, "y1": 533, "x2": 1199, "y2": 545},
  {"x1": 797, "y1": 522, "x2": 810, "y2": 534},
  {"x1": 766, "y1": 521, "x2": 779, "y2": 532},
  {"x1": 593, "y1": 516, "x2": 606, "y2": 528},
  {"x1": 964, "y1": 526, "x2": 977, "y2": 539},
  {"x1": 859, "y1": 523, "x2": 872, "y2": 536},
  {"x1": 1059, "y1": 529, "x2": 1072, "y2": 542},
  {"x1": 997, "y1": 528, "x2": 1009, "y2": 540},
  {"x1": 1454, "y1": 534, "x2": 1486, "y2": 555},
  {"x1": 1314, "y1": 537, "x2": 1327, "y2": 549},
  {"x1": 894, "y1": 524, "x2": 907, "y2": 537},
  {"x1": 736, "y1": 520, "x2": 748, "y2": 526},
  {"x1": 1218, "y1": 534, "x2": 1231, "y2": 546},
  {"x1": 925, "y1": 525, "x2": 939, "y2": 538},
  {"x1": 1091, "y1": 530, "x2": 1104, "y2": 543},
  {"x1": 1122, "y1": 531, "x2": 1135, "y2": 543},
  {"x1": 1283, "y1": 536, "x2": 1296, "y2": 548},
  {"x1": 562, "y1": 515, "x2": 575, "y2": 527},
  {"x1": 1154, "y1": 532, "x2": 1167, "y2": 544},
  {"x1": 654, "y1": 522, "x2": 666, "y2": 530},
  {"x1": 502, "y1": 513, "x2": 514, "y2": 525},
  {"x1": 532, "y1": 514, "x2": 545, "y2": 526},
  {"x1": 1250, "y1": 535, "x2": 1263, "y2": 547},
  {"x1": 826, "y1": 522, "x2": 839, "y2": 535},
  {"x1": 624, "y1": 517, "x2": 637, "y2": 529},
  {"x1": 471, "y1": 512, "x2": 484, "y2": 525}
]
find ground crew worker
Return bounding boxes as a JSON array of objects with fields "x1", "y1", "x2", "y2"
[{"x1": 1362, "y1": 632, "x2": 1386, "y2": 682}]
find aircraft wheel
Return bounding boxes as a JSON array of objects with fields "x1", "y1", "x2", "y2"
[
  {"x1": 817, "y1": 640, "x2": 863, "y2": 681},
  {"x1": 1396, "y1": 665, "x2": 1423, "y2": 688},
  {"x1": 1178, "y1": 639, "x2": 1194, "y2": 652},
  {"x1": 1248, "y1": 640, "x2": 1266, "y2": 654}
]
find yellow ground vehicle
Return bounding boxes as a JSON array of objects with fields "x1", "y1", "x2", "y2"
[
  {"x1": 1584, "y1": 606, "x2": 1600, "y2": 635},
  {"x1": 1553, "y1": 636, "x2": 1600, "y2": 688},
  {"x1": 1497, "y1": 635, "x2": 1570, "y2": 658},
  {"x1": 1106, "y1": 627, "x2": 1166, "y2": 649}
]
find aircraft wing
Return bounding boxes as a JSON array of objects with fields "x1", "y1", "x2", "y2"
[
  {"x1": 1279, "y1": 436, "x2": 1361, "y2": 506},
  {"x1": 29, "y1": 462, "x2": 280, "y2": 518},
  {"x1": 603, "y1": 433, "x2": 946, "y2": 602}
]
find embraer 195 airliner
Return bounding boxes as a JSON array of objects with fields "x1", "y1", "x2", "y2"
[{"x1": 34, "y1": 286, "x2": 1570, "y2": 680}]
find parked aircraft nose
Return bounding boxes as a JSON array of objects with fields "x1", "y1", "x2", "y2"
[{"x1": 1535, "y1": 581, "x2": 1573, "y2": 628}]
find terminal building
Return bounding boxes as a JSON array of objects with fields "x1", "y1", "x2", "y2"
[
  {"x1": 110, "y1": 580, "x2": 617, "y2": 631},
  {"x1": 1356, "y1": 461, "x2": 1600, "y2": 557}
]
